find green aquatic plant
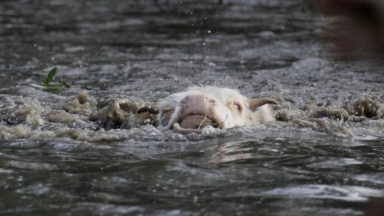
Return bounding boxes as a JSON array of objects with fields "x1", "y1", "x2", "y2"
[
  {"x1": 44, "y1": 68, "x2": 57, "y2": 87},
  {"x1": 30, "y1": 68, "x2": 69, "y2": 91}
]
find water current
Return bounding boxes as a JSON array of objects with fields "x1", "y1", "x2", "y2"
[{"x1": 0, "y1": 0, "x2": 383, "y2": 215}]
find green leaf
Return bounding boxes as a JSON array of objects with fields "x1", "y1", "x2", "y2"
[{"x1": 45, "y1": 68, "x2": 57, "y2": 87}]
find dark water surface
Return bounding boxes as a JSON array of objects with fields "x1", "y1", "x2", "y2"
[{"x1": 0, "y1": 0, "x2": 384, "y2": 215}]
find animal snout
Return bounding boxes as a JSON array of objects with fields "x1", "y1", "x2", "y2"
[{"x1": 180, "y1": 94, "x2": 216, "y2": 114}]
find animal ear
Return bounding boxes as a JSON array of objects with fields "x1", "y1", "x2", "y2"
[{"x1": 247, "y1": 98, "x2": 277, "y2": 111}]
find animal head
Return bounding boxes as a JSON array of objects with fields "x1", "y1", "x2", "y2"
[{"x1": 157, "y1": 86, "x2": 277, "y2": 131}]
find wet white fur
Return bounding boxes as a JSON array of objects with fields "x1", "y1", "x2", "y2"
[{"x1": 158, "y1": 86, "x2": 275, "y2": 129}]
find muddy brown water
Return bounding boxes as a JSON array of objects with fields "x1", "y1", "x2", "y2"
[{"x1": 0, "y1": 0, "x2": 384, "y2": 215}]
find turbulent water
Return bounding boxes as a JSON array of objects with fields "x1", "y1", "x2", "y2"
[{"x1": 0, "y1": 0, "x2": 383, "y2": 215}]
